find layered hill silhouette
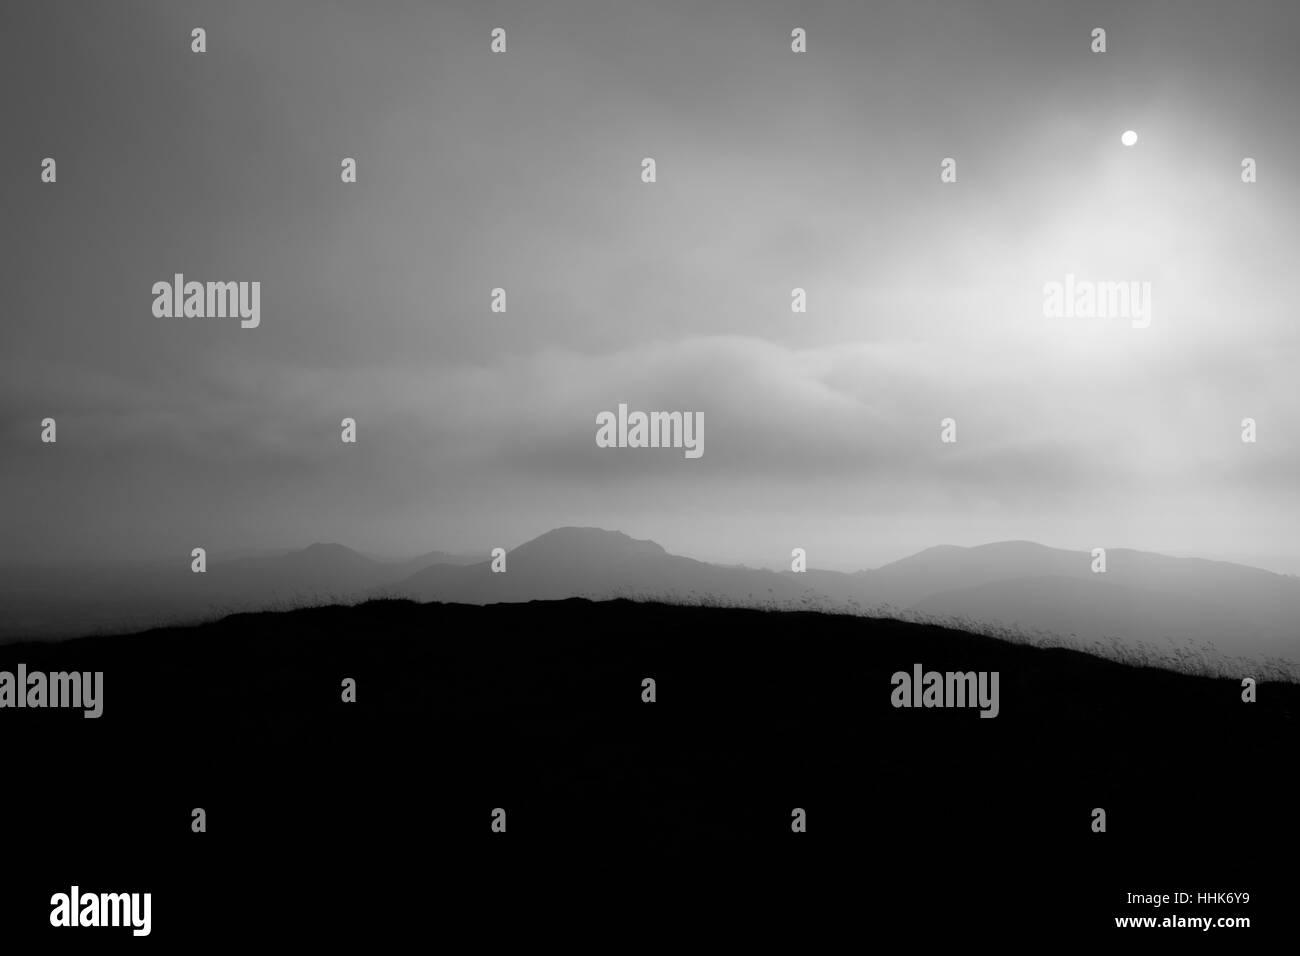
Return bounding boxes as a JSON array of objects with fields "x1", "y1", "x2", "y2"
[
  {"x1": 395, "y1": 530, "x2": 1299, "y2": 676},
  {"x1": 795, "y1": 540, "x2": 1300, "y2": 673},
  {"x1": 0, "y1": 544, "x2": 479, "y2": 639},
  {"x1": 2, "y1": 528, "x2": 1296, "y2": 677},
  {"x1": 394, "y1": 527, "x2": 813, "y2": 606}
]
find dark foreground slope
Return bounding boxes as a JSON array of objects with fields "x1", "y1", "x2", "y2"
[{"x1": 0, "y1": 599, "x2": 1292, "y2": 943}]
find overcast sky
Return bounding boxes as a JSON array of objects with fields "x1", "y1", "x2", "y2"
[{"x1": 2, "y1": 0, "x2": 1298, "y2": 572}]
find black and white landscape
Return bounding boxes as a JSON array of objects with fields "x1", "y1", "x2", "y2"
[{"x1": 2, "y1": 0, "x2": 1296, "y2": 944}]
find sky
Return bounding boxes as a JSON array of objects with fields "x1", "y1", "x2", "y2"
[{"x1": 2, "y1": 0, "x2": 1298, "y2": 573}]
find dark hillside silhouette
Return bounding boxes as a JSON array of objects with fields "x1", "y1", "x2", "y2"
[{"x1": 2, "y1": 598, "x2": 1290, "y2": 941}]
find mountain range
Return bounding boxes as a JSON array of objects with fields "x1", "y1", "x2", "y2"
[{"x1": 1, "y1": 527, "x2": 1296, "y2": 676}]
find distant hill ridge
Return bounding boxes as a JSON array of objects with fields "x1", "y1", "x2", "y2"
[{"x1": 1, "y1": 528, "x2": 1296, "y2": 677}]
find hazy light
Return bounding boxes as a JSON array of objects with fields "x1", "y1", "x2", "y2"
[{"x1": 1121, "y1": 130, "x2": 1138, "y2": 146}]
